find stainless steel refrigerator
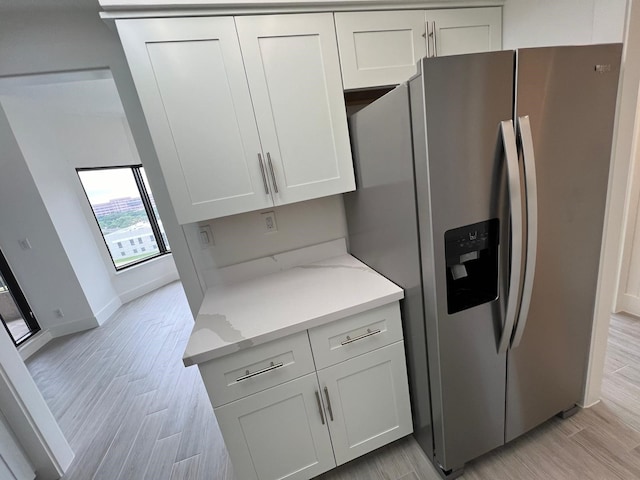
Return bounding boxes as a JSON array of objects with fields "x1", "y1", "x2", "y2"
[{"x1": 344, "y1": 45, "x2": 621, "y2": 478}]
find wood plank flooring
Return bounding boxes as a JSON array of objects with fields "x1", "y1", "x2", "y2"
[{"x1": 26, "y1": 283, "x2": 640, "y2": 480}]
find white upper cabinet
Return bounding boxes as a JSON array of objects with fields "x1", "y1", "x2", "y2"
[
  {"x1": 117, "y1": 13, "x2": 355, "y2": 224},
  {"x1": 236, "y1": 14, "x2": 355, "y2": 206},
  {"x1": 116, "y1": 17, "x2": 272, "y2": 224},
  {"x1": 427, "y1": 7, "x2": 502, "y2": 57},
  {"x1": 335, "y1": 7, "x2": 502, "y2": 90},
  {"x1": 335, "y1": 10, "x2": 427, "y2": 90}
]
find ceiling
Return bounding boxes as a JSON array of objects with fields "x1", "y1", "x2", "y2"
[
  {"x1": 0, "y1": 0, "x2": 100, "y2": 11},
  {"x1": 0, "y1": 72, "x2": 126, "y2": 117}
]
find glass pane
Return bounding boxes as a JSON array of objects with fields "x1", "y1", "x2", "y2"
[
  {"x1": 0, "y1": 272, "x2": 32, "y2": 344},
  {"x1": 140, "y1": 167, "x2": 170, "y2": 251},
  {"x1": 78, "y1": 168, "x2": 160, "y2": 268}
]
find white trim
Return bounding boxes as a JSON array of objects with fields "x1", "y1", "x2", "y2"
[
  {"x1": 48, "y1": 317, "x2": 99, "y2": 338},
  {"x1": 577, "y1": 398, "x2": 600, "y2": 409},
  {"x1": 99, "y1": 0, "x2": 504, "y2": 18},
  {"x1": 18, "y1": 331, "x2": 53, "y2": 362},
  {"x1": 583, "y1": 0, "x2": 637, "y2": 406},
  {"x1": 94, "y1": 296, "x2": 122, "y2": 326},
  {"x1": 118, "y1": 269, "x2": 180, "y2": 304},
  {"x1": 0, "y1": 327, "x2": 74, "y2": 480}
]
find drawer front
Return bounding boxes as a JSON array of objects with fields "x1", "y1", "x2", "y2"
[
  {"x1": 309, "y1": 302, "x2": 402, "y2": 369},
  {"x1": 198, "y1": 331, "x2": 315, "y2": 407}
]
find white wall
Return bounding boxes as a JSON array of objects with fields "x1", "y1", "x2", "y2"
[
  {"x1": 0, "y1": 6, "x2": 201, "y2": 317},
  {"x1": 0, "y1": 78, "x2": 180, "y2": 323},
  {"x1": 503, "y1": 0, "x2": 627, "y2": 48},
  {"x1": 1, "y1": 95, "x2": 121, "y2": 327},
  {"x1": 0, "y1": 104, "x2": 96, "y2": 335}
]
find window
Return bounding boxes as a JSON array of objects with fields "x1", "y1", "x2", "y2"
[{"x1": 77, "y1": 165, "x2": 170, "y2": 270}]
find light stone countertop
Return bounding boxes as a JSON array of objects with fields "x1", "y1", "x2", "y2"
[{"x1": 183, "y1": 254, "x2": 404, "y2": 366}]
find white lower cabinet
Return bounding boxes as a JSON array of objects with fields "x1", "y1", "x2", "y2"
[
  {"x1": 214, "y1": 373, "x2": 336, "y2": 480},
  {"x1": 205, "y1": 302, "x2": 413, "y2": 480},
  {"x1": 317, "y1": 341, "x2": 413, "y2": 465}
]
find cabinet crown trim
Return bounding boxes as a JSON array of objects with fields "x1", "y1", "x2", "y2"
[{"x1": 100, "y1": 0, "x2": 504, "y2": 18}]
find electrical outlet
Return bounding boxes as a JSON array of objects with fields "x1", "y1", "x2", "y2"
[
  {"x1": 18, "y1": 238, "x2": 32, "y2": 250},
  {"x1": 199, "y1": 225, "x2": 214, "y2": 247},
  {"x1": 54, "y1": 309, "x2": 64, "y2": 318},
  {"x1": 262, "y1": 211, "x2": 277, "y2": 233}
]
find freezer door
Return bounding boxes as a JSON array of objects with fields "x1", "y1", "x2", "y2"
[
  {"x1": 412, "y1": 50, "x2": 515, "y2": 470},
  {"x1": 507, "y1": 44, "x2": 622, "y2": 442}
]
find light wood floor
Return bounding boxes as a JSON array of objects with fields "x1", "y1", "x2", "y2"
[{"x1": 26, "y1": 282, "x2": 640, "y2": 480}]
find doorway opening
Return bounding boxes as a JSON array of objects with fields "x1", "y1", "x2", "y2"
[{"x1": 0, "y1": 248, "x2": 40, "y2": 345}]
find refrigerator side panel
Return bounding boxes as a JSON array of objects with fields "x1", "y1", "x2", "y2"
[
  {"x1": 507, "y1": 44, "x2": 622, "y2": 441},
  {"x1": 344, "y1": 85, "x2": 433, "y2": 457},
  {"x1": 418, "y1": 51, "x2": 515, "y2": 470}
]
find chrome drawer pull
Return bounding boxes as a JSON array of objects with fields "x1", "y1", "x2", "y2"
[
  {"x1": 341, "y1": 328, "x2": 381, "y2": 346},
  {"x1": 236, "y1": 361, "x2": 284, "y2": 382}
]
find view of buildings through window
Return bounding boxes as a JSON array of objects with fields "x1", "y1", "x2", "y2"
[{"x1": 77, "y1": 166, "x2": 170, "y2": 270}]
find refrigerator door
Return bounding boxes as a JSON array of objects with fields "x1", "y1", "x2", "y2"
[
  {"x1": 506, "y1": 44, "x2": 622, "y2": 442},
  {"x1": 412, "y1": 51, "x2": 515, "y2": 470}
]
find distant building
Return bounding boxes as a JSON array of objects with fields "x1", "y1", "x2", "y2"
[
  {"x1": 104, "y1": 222, "x2": 168, "y2": 265},
  {"x1": 92, "y1": 197, "x2": 144, "y2": 217}
]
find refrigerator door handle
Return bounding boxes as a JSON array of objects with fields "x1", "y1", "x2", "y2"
[
  {"x1": 498, "y1": 120, "x2": 524, "y2": 354},
  {"x1": 511, "y1": 116, "x2": 538, "y2": 349}
]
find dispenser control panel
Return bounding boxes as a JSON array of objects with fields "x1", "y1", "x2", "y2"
[{"x1": 444, "y1": 219, "x2": 499, "y2": 314}]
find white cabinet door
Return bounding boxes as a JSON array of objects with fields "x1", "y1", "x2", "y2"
[
  {"x1": 236, "y1": 14, "x2": 355, "y2": 206},
  {"x1": 335, "y1": 11, "x2": 427, "y2": 90},
  {"x1": 214, "y1": 373, "x2": 336, "y2": 480},
  {"x1": 116, "y1": 17, "x2": 273, "y2": 224},
  {"x1": 317, "y1": 341, "x2": 413, "y2": 466},
  {"x1": 427, "y1": 7, "x2": 502, "y2": 57}
]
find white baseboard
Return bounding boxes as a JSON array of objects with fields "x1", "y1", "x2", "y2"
[
  {"x1": 118, "y1": 270, "x2": 180, "y2": 304},
  {"x1": 94, "y1": 296, "x2": 122, "y2": 326},
  {"x1": 618, "y1": 293, "x2": 640, "y2": 317},
  {"x1": 18, "y1": 330, "x2": 53, "y2": 361},
  {"x1": 578, "y1": 398, "x2": 600, "y2": 409},
  {"x1": 48, "y1": 317, "x2": 99, "y2": 338}
]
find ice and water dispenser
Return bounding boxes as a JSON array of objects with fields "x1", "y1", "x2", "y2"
[{"x1": 445, "y1": 219, "x2": 500, "y2": 314}]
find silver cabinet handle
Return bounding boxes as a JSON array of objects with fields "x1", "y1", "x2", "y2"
[
  {"x1": 511, "y1": 116, "x2": 538, "y2": 350},
  {"x1": 340, "y1": 328, "x2": 381, "y2": 346},
  {"x1": 498, "y1": 120, "x2": 524, "y2": 355},
  {"x1": 266, "y1": 152, "x2": 279, "y2": 194},
  {"x1": 258, "y1": 153, "x2": 269, "y2": 194},
  {"x1": 323, "y1": 386, "x2": 334, "y2": 421},
  {"x1": 315, "y1": 391, "x2": 325, "y2": 425},
  {"x1": 432, "y1": 21, "x2": 438, "y2": 57},
  {"x1": 425, "y1": 22, "x2": 432, "y2": 58},
  {"x1": 236, "y1": 361, "x2": 283, "y2": 382}
]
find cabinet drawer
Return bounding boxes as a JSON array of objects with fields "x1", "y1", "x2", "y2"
[
  {"x1": 198, "y1": 331, "x2": 315, "y2": 407},
  {"x1": 309, "y1": 302, "x2": 402, "y2": 369}
]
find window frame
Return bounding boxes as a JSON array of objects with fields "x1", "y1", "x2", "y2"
[
  {"x1": 76, "y1": 165, "x2": 171, "y2": 271},
  {"x1": 0, "y1": 248, "x2": 40, "y2": 346}
]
